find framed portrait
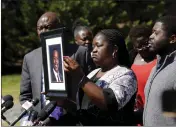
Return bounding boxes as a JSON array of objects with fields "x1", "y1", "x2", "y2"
[{"x1": 40, "y1": 27, "x2": 68, "y2": 99}]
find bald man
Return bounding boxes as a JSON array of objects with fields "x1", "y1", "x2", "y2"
[
  {"x1": 19, "y1": 12, "x2": 63, "y2": 126},
  {"x1": 37, "y1": 12, "x2": 61, "y2": 36},
  {"x1": 20, "y1": 12, "x2": 94, "y2": 126}
]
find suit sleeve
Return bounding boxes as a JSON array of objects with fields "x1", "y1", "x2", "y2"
[
  {"x1": 71, "y1": 46, "x2": 88, "y2": 75},
  {"x1": 19, "y1": 55, "x2": 32, "y2": 105}
]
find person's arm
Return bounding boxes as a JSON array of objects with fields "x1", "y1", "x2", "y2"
[
  {"x1": 80, "y1": 71, "x2": 137, "y2": 111},
  {"x1": 64, "y1": 57, "x2": 106, "y2": 109},
  {"x1": 79, "y1": 78, "x2": 107, "y2": 109},
  {"x1": 106, "y1": 72, "x2": 137, "y2": 110},
  {"x1": 71, "y1": 46, "x2": 90, "y2": 75},
  {"x1": 64, "y1": 57, "x2": 137, "y2": 110},
  {"x1": 19, "y1": 55, "x2": 32, "y2": 105}
]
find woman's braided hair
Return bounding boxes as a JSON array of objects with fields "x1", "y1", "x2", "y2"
[{"x1": 98, "y1": 29, "x2": 131, "y2": 68}]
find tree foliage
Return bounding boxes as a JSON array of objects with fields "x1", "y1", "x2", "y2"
[{"x1": 2, "y1": 0, "x2": 175, "y2": 73}]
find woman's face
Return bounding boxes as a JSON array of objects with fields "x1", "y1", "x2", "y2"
[{"x1": 91, "y1": 33, "x2": 114, "y2": 66}]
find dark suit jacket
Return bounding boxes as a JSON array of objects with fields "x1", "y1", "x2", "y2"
[
  {"x1": 71, "y1": 46, "x2": 96, "y2": 75},
  {"x1": 66, "y1": 46, "x2": 96, "y2": 103},
  {"x1": 20, "y1": 47, "x2": 43, "y2": 112},
  {"x1": 51, "y1": 69, "x2": 63, "y2": 82}
]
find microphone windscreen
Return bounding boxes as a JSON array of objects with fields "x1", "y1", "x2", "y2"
[
  {"x1": 31, "y1": 98, "x2": 39, "y2": 106},
  {"x1": 4, "y1": 101, "x2": 14, "y2": 109},
  {"x1": 41, "y1": 117, "x2": 51, "y2": 126},
  {"x1": 38, "y1": 101, "x2": 57, "y2": 121},
  {"x1": 3, "y1": 95, "x2": 13, "y2": 102}
]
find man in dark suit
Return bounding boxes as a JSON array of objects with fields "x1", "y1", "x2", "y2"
[
  {"x1": 19, "y1": 12, "x2": 63, "y2": 125},
  {"x1": 19, "y1": 12, "x2": 95, "y2": 126},
  {"x1": 20, "y1": 11, "x2": 62, "y2": 111},
  {"x1": 51, "y1": 49, "x2": 63, "y2": 82}
]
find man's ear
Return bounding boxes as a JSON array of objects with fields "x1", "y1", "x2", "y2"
[{"x1": 169, "y1": 34, "x2": 176, "y2": 44}]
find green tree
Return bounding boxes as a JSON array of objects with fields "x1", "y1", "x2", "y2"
[{"x1": 2, "y1": 0, "x2": 170, "y2": 74}]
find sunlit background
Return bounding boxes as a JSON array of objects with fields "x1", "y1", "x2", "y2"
[{"x1": 1, "y1": 0, "x2": 176, "y2": 126}]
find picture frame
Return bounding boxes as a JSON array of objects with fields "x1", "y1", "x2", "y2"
[{"x1": 40, "y1": 27, "x2": 68, "y2": 99}]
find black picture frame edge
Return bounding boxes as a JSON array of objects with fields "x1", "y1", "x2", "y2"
[{"x1": 40, "y1": 27, "x2": 68, "y2": 99}]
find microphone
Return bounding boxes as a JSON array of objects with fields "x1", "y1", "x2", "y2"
[
  {"x1": 1, "y1": 100, "x2": 14, "y2": 114},
  {"x1": 22, "y1": 110, "x2": 38, "y2": 126},
  {"x1": 39, "y1": 117, "x2": 52, "y2": 126},
  {"x1": 28, "y1": 110, "x2": 38, "y2": 122},
  {"x1": 2, "y1": 114, "x2": 11, "y2": 125},
  {"x1": 32, "y1": 101, "x2": 57, "y2": 126},
  {"x1": 10, "y1": 98, "x2": 39, "y2": 126},
  {"x1": 1, "y1": 95, "x2": 13, "y2": 108}
]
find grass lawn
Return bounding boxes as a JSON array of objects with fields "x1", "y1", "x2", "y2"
[
  {"x1": 2, "y1": 74, "x2": 21, "y2": 126},
  {"x1": 2, "y1": 74, "x2": 21, "y2": 104}
]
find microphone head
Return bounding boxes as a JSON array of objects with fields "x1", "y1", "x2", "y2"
[
  {"x1": 4, "y1": 101, "x2": 14, "y2": 109},
  {"x1": 31, "y1": 98, "x2": 39, "y2": 106},
  {"x1": 37, "y1": 101, "x2": 57, "y2": 121},
  {"x1": 3, "y1": 95, "x2": 13, "y2": 102},
  {"x1": 41, "y1": 117, "x2": 51, "y2": 126}
]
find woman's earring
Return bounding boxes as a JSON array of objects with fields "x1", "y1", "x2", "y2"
[{"x1": 170, "y1": 40, "x2": 176, "y2": 44}]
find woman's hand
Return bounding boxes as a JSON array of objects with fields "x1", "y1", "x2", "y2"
[
  {"x1": 63, "y1": 57, "x2": 85, "y2": 81},
  {"x1": 63, "y1": 57, "x2": 107, "y2": 109}
]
